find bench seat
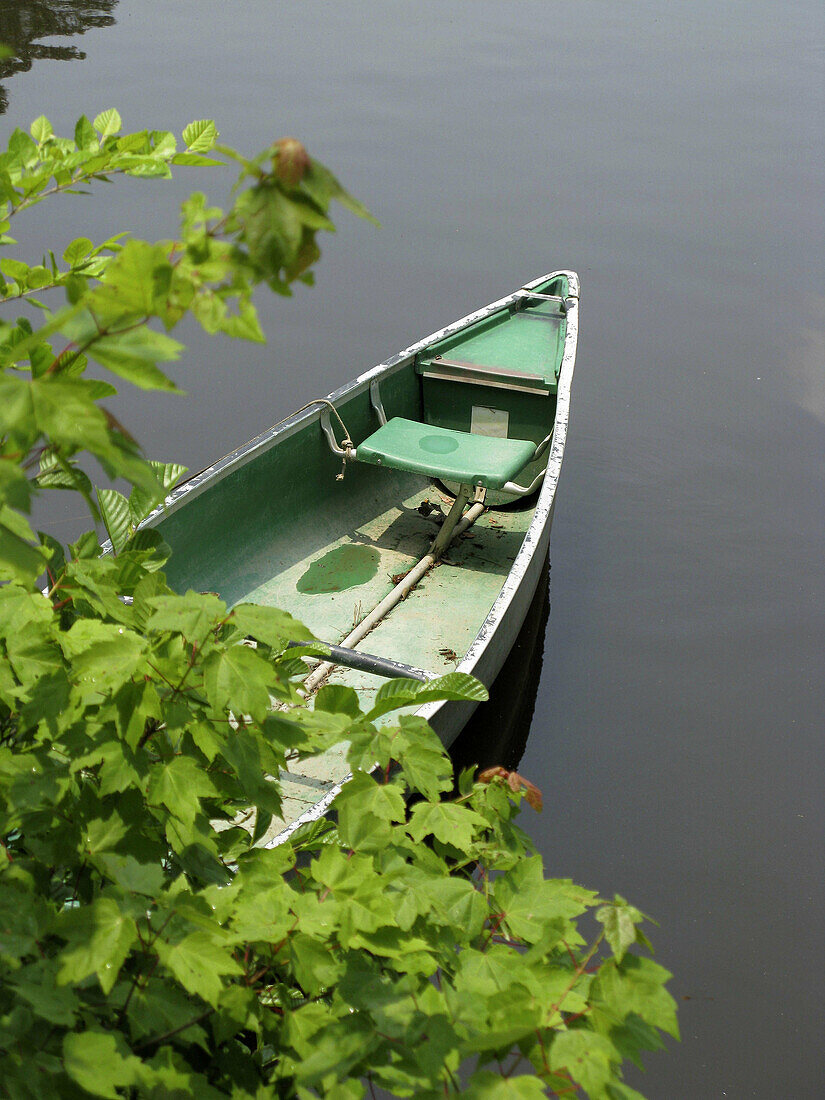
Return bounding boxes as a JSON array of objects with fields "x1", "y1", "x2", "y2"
[{"x1": 356, "y1": 417, "x2": 535, "y2": 490}]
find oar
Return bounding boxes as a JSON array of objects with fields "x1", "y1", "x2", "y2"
[
  {"x1": 104, "y1": 591, "x2": 437, "y2": 684},
  {"x1": 287, "y1": 640, "x2": 435, "y2": 683}
]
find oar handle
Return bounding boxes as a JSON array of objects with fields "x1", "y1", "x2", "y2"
[{"x1": 287, "y1": 641, "x2": 435, "y2": 682}]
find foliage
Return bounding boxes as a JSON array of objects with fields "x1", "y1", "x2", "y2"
[{"x1": 0, "y1": 111, "x2": 677, "y2": 1097}]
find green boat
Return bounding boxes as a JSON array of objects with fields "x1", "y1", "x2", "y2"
[{"x1": 148, "y1": 270, "x2": 580, "y2": 844}]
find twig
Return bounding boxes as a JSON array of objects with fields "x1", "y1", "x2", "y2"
[{"x1": 133, "y1": 1008, "x2": 214, "y2": 1053}]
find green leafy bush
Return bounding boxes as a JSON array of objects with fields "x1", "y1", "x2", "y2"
[{"x1": 0, "y1": 112, "x2": 677, "y2": 1097}]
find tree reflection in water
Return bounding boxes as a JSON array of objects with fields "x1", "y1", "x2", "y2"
[{"x1": 0, "y1": 1, "x2": 118, "y2": 113}]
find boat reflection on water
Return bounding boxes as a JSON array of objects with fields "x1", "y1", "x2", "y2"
[{"x1": 449, "y1": 555, "x2": 550, "y2": 778}]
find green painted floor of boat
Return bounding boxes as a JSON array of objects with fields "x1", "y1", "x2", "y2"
[{"x1": 234, "y1": 483, "x2": 535, "y2": 845}]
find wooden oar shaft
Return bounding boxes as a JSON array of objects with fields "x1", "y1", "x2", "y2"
[{"x1": 302, "y1": 500, "x2": 485, "y2": 695}]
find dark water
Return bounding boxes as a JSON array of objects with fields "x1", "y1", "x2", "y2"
[{"x1": 2, "y1": 1, "x2": 823, "y2": 1094}]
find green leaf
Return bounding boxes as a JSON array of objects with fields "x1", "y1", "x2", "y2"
[
  {"x1": 126, "y1": 983, "x2": 212, "y2": 1050},
  {"x1": 334, "y1": 771, "x2": 406, "y2": 850},
  {"x1": 288, "y1": 1015, "x2": 373, "y2": 1086},
  {"x1": 407, "y1": 800, "x2": 487, "y2": 852},
  {"x1": 142, "y1": 1048, "x2": 221, "y2": 1096},
  {"x1": 290, "y1": 932, "x2": 344, "y2": 995},
  {"x1": 27, "y1": 264, "x2": 51, "y2": 289},
  {"x1": 365, "y1": 671, "x2": 488, "y2": 720},
  {"x1": 83, "y1": 810, "x2": 130, "y2": 854},
  {"x1": 303, "y1": 157, "x2": 380, "y2": 226},
  {"x1": 426, "y1": 877, "x2": 487, "y2": 937},
  {"x1": 203, "y1": 643, "x2": 275, "y2": 722},
  {"x1": 494, "y1": 860, "x2": 596, "y2": 943},
  {"x1": 218, "y1": 727, "x2": 283, "y2": 817},
  {"x1": 115, "y1": 130, "x2": 150, "y2": 154},
  {"x1": 64, "y1": 555, "x2": 138, "y2": 620},
  {"x1": 74, "y1": 114, "x2": 97, "y2": 150},
  {"x1": 464, "y1": 1071, "x2": 548, "y2": 1099},
  {"x1": 0, "y1": 502, "x2": 35, "y2": 542},
  {"x1": 63, "y1": 1030, "x2": 142, "y2": 1099},
  {"x1": 7, "y1": 127, "x2": 38, "y2": 170},
  {"x1": 156, "y1": 932, "x2": 242, "y2": 1006},
  {"x1": 93, "y1": 853, "x2": 166, "y2": 896},
  {"x1": 57, "y1": 897, "x2": 137, "y2": 994},
  {"x1": 0, "y1": 518, "x2": 47, "y2": 581},
  {"x1": 29, "y1": 115, "x2": 53, "y2": 144},
  {"x1": 63, "y1": 236, "x2": 94, "y2": 265},
  {"x1": 64, "y1": 619, "x2": 146, "y2": 693},
  {"x1": 172, "y1": 152, "x2": 224, "y2": 167},
  {"x1": 0, "y1": 458, "x2": 33, "y2": 513},
  {"x1": 608, "y1": 1012, "x2": 668, "y2": 1071},
  {"x1": 69, "y1": 528, "x2": 101, "y2": 560},
  {"x1": 128, "y1": 459, "x2": 187, "y2": 526},
  {"x1": 149, "y1": 129, "x2": 177, "y2": 157},
  {"x1": 1, "y1": 256, "x2": 31, "y2": 282},
  {"x1": 549, "y1": 1029, "x2": 619, "y2": 1096},
  {"x1": 0, "y1": 582, "x2": 56, "y2": 634},
  {"x1": 148, "y1": 755, "x2": 221, "y2": 825},
  {"x1": 36, "y1": 451, "x2": 94, "y2": 497},
  {"x1": 124, "y1": 527, "x2": 171, "y2": 567},
  {"x1": 83, "y1": 239, "x2": 173, "y2": 321},
  {"x1": 147, "y1": 590, "x2": 226, "y2": 640},
  {"x1": 0, "y1": 884, "x2": 43, "y2": 960},
  {"x1": 596, "y1": 898, "x2": 646, "y2": 963},
  {"x1": 592, "y1": 955, "x2": 680, "y2": 1040},
  {"x1": 28, "y1": 375, "x2": 114, "y2": 455},
  {"x1": 393, "y1": 714, "x2": 453, "y2": 799},
  {"x1": 0, "y1": 373, "x2": 36, "y2": 443},
  {"x1": 12, "y1": 961, "x2": 80, "y2": 1027},
  {"x1": 86, "y1": 327, "x2": 183, "y2": 392},
  {"x1": 124, "y1": 159, "x2": 173, "y2": 179},
  {"x1": 231, "y1": 601, "x2": 313, "y2": 649},
  {"x1": 419, "y1": 670, "x2": 489, "y2": 702},
  {"x1": 93, "y1": 108, "x2": 123, "y2": 139},
  {"x1": 314, "y1": 683, "x2": 361, "y2": 718},
  {"x1": 236, "y1": 183, "x2": 303, "y2": 274},
  {"x1": 39, "y1": 531, "x2": 66, "y2": 578},
  {"x1": 183, "y1": 119, "x2": 219, "y2": 153},
  {"x1": 219, "y1": 300, "x2": 265, "y2": 342}
]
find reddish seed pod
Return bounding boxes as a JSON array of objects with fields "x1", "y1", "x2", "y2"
[
  {"x1": 272, "y1": 137, "x2": 310, "y2": 187},
  {"x1": 478, "y1": 766, "x2": 508, "y2": 784},
  {"x1": 477, "y1": 766, "x2": 543, "y2": 812}
]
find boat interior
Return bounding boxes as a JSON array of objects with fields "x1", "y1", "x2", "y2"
[{"x1": 155, "y1": 274, "x2": 571, "y2": 838}]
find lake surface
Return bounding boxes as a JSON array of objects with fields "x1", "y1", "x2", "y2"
[{"x1": 2, "y1": 1, "x2": 823, "y2": 1094}]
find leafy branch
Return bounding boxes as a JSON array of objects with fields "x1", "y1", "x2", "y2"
[{"x1": 2, "y1": 110, "x2": 221, "y2": 219}]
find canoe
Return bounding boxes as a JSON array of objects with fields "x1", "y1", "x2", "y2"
[{"x1": 149, "y1": 269, "x2": 580, "y2": 844}]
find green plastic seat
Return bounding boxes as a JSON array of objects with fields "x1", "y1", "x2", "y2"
[{"x1": 356, "y1": 418, "x2": 535, "y2": 490}]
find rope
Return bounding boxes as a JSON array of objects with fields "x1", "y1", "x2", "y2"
[{"x1": 266, "y1": 398, "x2": 355, "y2": 480}]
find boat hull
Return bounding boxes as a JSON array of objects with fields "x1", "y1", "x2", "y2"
[{"x1": 147, "y1": 271, "x2": 579, "y2": 842}]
